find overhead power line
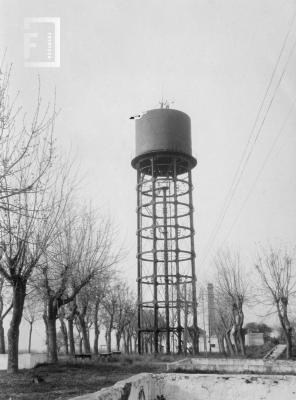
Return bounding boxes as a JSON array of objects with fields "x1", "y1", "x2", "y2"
[
  {"x1": 221, "y1": 98, "x2": 296, "y2": 245},
  {"x1": 199, "y1": 10, "x2": 296, "y2": 266}
]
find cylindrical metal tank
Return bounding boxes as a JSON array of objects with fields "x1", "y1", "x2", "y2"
[{"x1": 131, "y1": 108, "x2": 196, "y2": 170}]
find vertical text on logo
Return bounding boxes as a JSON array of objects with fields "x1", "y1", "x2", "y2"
[{"x1": 24, "y1": 17, "x2": 60, "y2": 68}]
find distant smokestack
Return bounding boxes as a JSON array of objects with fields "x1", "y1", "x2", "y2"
[{"x1": 207, "y1": 283, "x2": 215, "y2": 337}]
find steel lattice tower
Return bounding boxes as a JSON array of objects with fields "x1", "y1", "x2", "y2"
[{"x1": 131, "y1": 107, "x2": 198, "y2": 355}]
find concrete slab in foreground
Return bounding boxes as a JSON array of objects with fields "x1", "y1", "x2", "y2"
[{"x1": 70, "y1": 372, "x2": 296, "y2": 400}]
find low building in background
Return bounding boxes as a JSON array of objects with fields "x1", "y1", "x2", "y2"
[{"x1": 245, "y1": 332, "x2": 264, "y2": 346}]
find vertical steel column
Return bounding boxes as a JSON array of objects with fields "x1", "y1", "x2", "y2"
[
  {"x1": 152, "y1": 157, "x2": 159, "y2": 353},
  {"x1": 173, "y1": 158, "x2": 182, "y2": 353},
  {"x1": 162, "y1": 186, "x2": 170, "y2": 354},
  {"x1": 136, "y1": 168, "x2": 142, "y2": 354},
  {"x1": 188, "y1": 168, "x2": 199, "y2": 354},
  {"x1": 184, "y1": 282, "x2": 188, "y2": 355}
]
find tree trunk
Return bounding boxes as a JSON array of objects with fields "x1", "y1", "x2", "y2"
[
  {"x1": 93, "y1": 324, "x2": 100, "y2": 355},
  {"x1": 144, "y1": 337, "x2": 148, "y2": 354},
  {"x1": 48, "y1": 317, "x2": 58, "y2": 362},
  {"x1": 7, "y1": 280, "x2": 26, "y2": 373},
  {"x1": 276, "y1": 300, "x2": 292, "y2": 359},
  {"x1": 219, "y1": 335, "x2": 226, "y2": 354},
  {"x1": 47, "y1": 299, "x2": 58, "y2": 363},
  {"x1": 68, "y1": 318, "x2": 75, "y2": 356},
  {"x1": 78, "y1": 314, "x2": 91, "y2": 353},
  {"x1": 106, "y1": 328, "x2": 112, "y2": 353},
  {"x1": 123, "y1": 330, "x2": 128, "y2": 354},
  {"x1": 129, "y1": 334, "x2": 132, "y2": 354},
  {"x1": 28, "y1": 322, "x2": 33, "y2": 353},
  {"x1": 217, "y1": 335, "x2": 225, "y2": 354},
  {"x1": 159, "y1": 334, "x2": 163, "y2": 353},
  {"x1": 225, "y1": 330, "x2": 235, "y2": 356},
  {"x1": 43, "y1": 313, "x2": 49, "y2": 357},
  {"x1": 284, "y1": 328, "x2": 293, "y2": 359},
  {"x1": 116, "y1": 331, "x2": 121, "y2": 351},
  {"x1": 0, "y1": 319, "x2": 5, "y2": 353},
  {"x1": 237, "y1": 328, "x2": 245, "y2": 356},
  {"x1": 93, "y1": 301, "x2": 100, "y2": 355},
  {"x1": 59, "y1": 315, "x2": 69, "y2": 355},
  {"x1": 232, "y1": 329, "x2": 239, "y2": 354}
]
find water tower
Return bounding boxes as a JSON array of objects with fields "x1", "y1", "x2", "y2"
[{"x1": 131, "y1": 106, "x2": 198, "y2": 354}]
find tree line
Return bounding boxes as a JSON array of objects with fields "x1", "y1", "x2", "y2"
[
  {"x1": 0, "y1": 63, "x2": 140, "y2": 372},
  {"x1": 209, "y1": 247, "x2": 296, "y2": 359}
]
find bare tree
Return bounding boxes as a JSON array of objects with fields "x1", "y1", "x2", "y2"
[
  {"x1": 122, "y1": 305, "x2": 137, "y2": 354},
  {"x1": 255, "y1": 246, "x2": 296, "y2": 359},
  {"x1": 0, "y1": 61, "x2": 72, "y2": 372},
  {"x1": 65, "y1": 301, "x2": 77, "y2": 356},
  {"x1": 212, "y1": 292, "x2": 235, "y2": 355},
  {"x1": 74, "y1": 273, "x2": 110, "y2": 355},
  {"x1": 0, "y1": 169, "x2": 69, "y2": 373},
  {"x1": 214, "y1": 249, "x2": 248, "y2": 356},
  {"x1": 113, "y1": 282, "x2": 135, "y2": 352},
  {"x1": 75, "y1": 286, "x2": 93, "y2": 354},
  {"x1": 54, "y1": 271, "x2": 110, "y2": 356},
  {"x1": 0, "y1": 62, "x2": 56, "y2": 207},
  {"x1": 101, "y1": 285, "x2": 119, "y2": 353},
  {"x1": 38, "y1": 207, "x2": 118, "y2": 362}
]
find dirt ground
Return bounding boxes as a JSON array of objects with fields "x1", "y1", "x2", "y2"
[{"x1": 0, "y1": 358, "x2": 166, "y2": 400}]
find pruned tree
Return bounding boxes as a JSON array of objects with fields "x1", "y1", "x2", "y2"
[
  {"x1": 75, "y1": 286, "x2": 93, "y2": 354},
  {"x1": 75, "y1": 273, "x2": 110, "y2": 355},
  {"x1": 101, "y1": 284, "x2": 119, "y2": 353},
  {"x1": 0, "y1": 165, "x2": 69, "y2": 373},
  {"x1": 64, "y1": 301, "x2": 78, "y2": 356},
  {"x1": 0, "y1": 60, "x2": 74, "y2": 373},
  {"x1": 113, "y1": 282, "x2": 135, "y2": 352},
  {"x1": 214, "y1": 249, "x2": 248, "y2": 356},
  {"x1": 120, "y1": 297, "x2": 137, "y2": 354},
  {"x1": 255, "y1": 246, "x2": 296, "y2": 358},
  {"x1": 38, "y1": 207, "x2": 118, "y2": 362},
  {"x1": 212, "y1": 292, "x2": 235, "y2": 355}
]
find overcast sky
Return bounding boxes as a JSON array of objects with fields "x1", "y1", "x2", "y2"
[{"x1": 1, "y1": 0, "x2": 296, "y2": 349}]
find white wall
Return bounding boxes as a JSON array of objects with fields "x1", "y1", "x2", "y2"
[
  {"x1": 245, "y1": 333, "x2": 264, "y2": 346},
  {"x1": 0, "y1": 353, "x2": 47, "y2": 370},
  {"x1": 167, "y1": 357, "x2": 296, "y2": 374}
]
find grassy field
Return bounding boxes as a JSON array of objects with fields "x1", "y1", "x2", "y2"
[
  {"x1": 0, "y1": 347, "x2": 284, "y2": 399},
  {"x1": 0, "y1": 356, "x2": 168, "y2": 400}
]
